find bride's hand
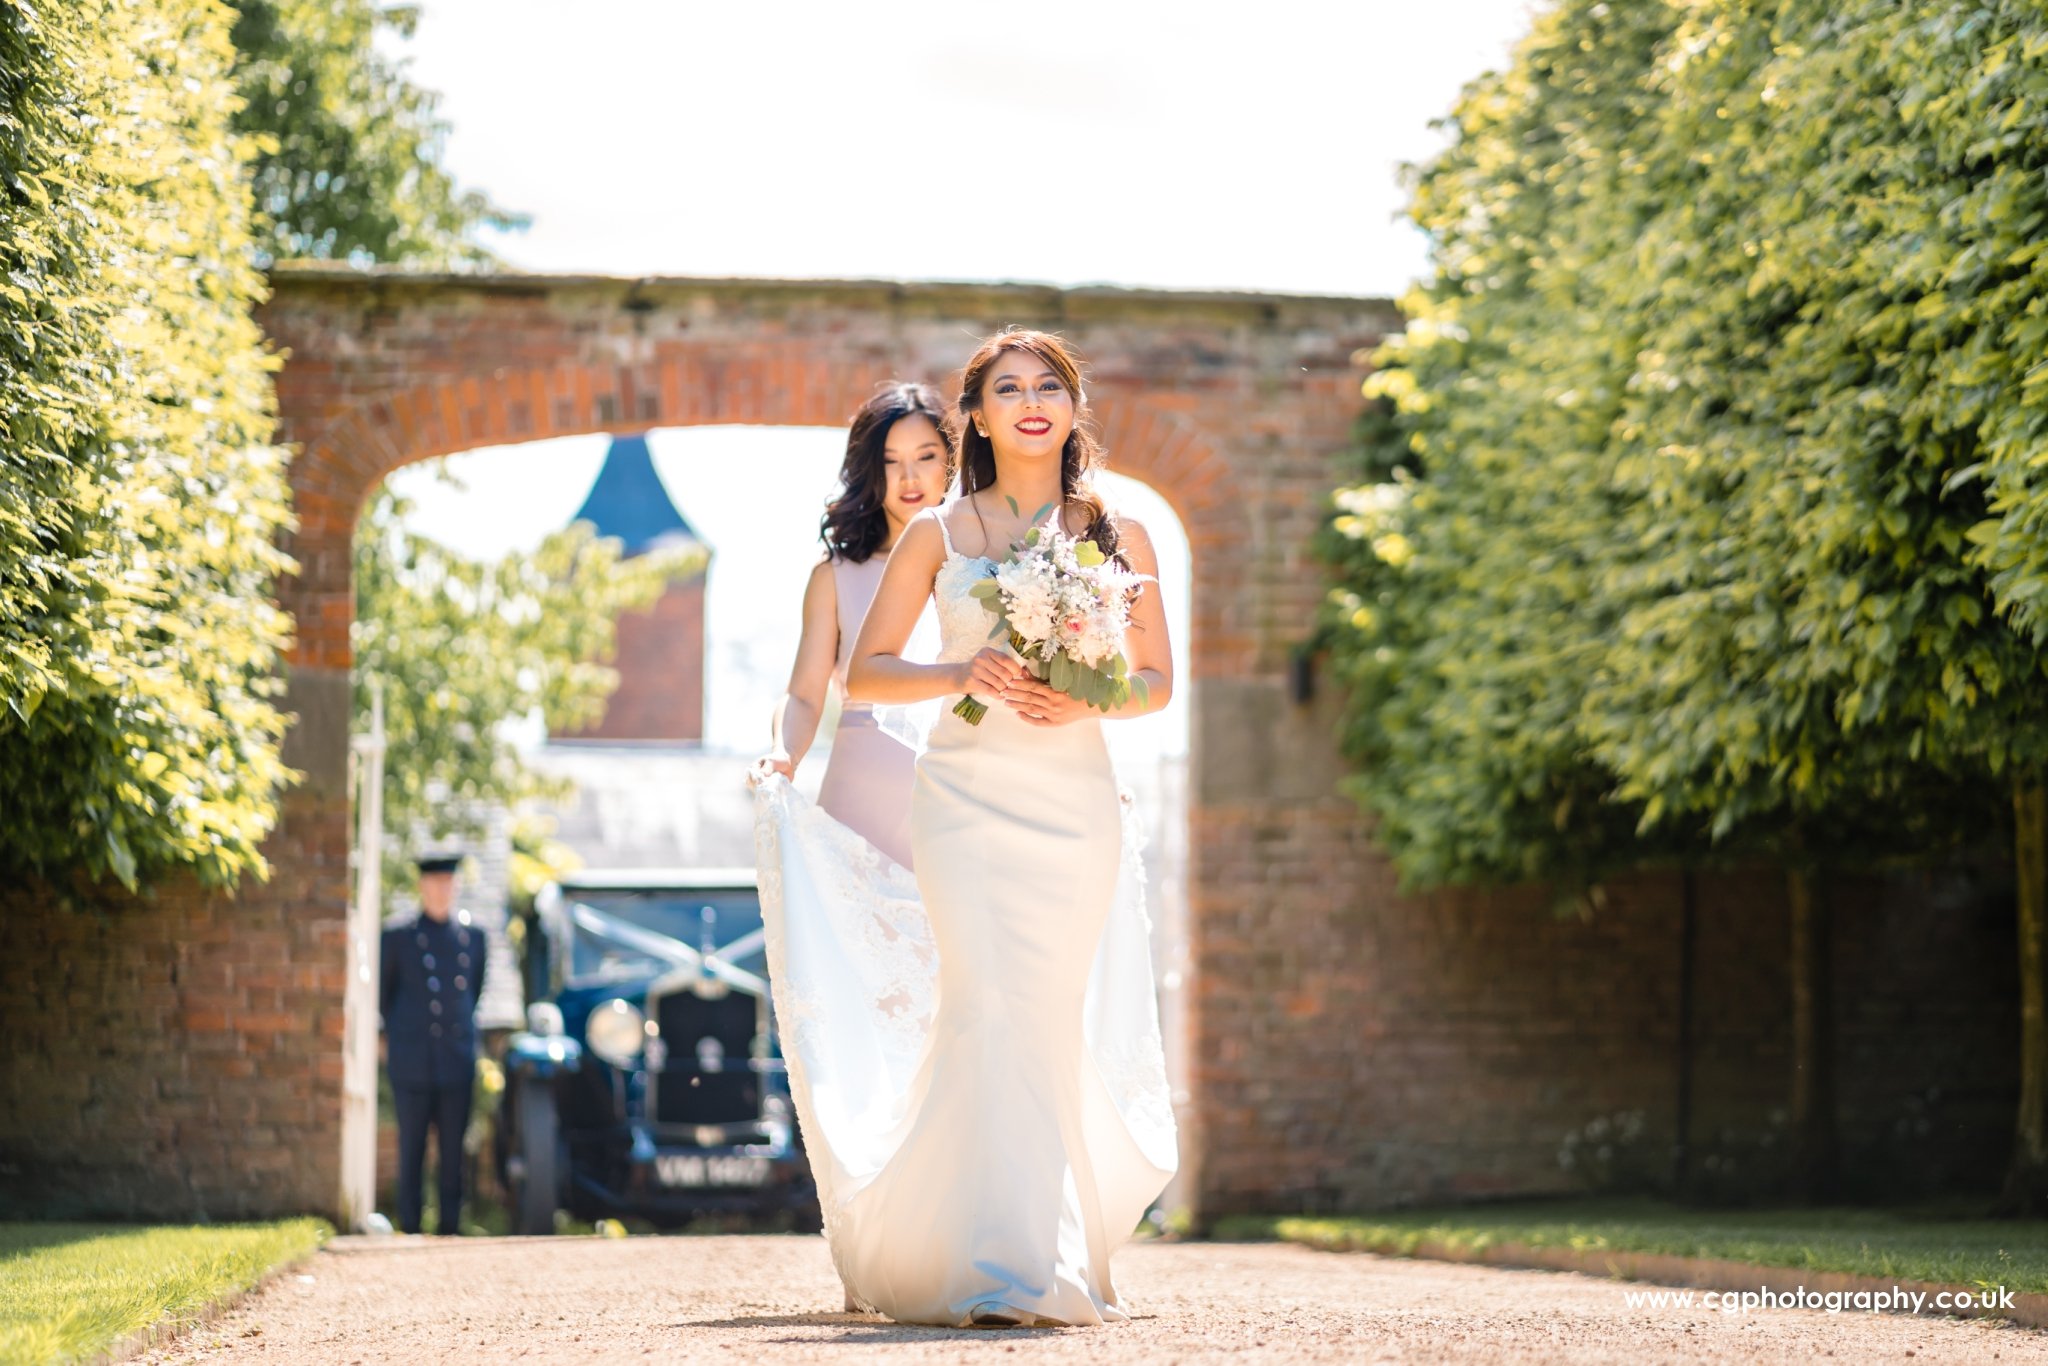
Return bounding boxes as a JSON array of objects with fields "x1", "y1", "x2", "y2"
[
  {"x1": 1002, "y1": 676, "x2": 1086, "y2": 726},
  {"x1": 962, "y1": 648, "x2": 1024, "y2": 697}
]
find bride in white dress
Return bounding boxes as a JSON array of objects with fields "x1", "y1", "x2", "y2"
[{"x1": 752, "y1": 328, "x2": 1177, "y2": 1329}]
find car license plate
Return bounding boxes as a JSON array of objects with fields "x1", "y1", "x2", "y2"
[{"x1": 654, "y1": 1153, "x2": 770, "y2": 1188}]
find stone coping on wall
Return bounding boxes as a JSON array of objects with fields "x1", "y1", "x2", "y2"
[{"x1": 263, "y1": 260, "x2": 1401, "y2": 320}]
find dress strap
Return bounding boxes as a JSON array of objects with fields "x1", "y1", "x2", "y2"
[{"x1": 930, "y1": 508, "x2": 956, "y2": 557}]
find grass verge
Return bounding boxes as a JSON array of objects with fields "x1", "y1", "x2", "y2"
[
  {"x1": 0, "y1": 1219, "x2": 328, "y2": 1365},
  {"x1": 1212, "y1": 1198, "x2": 2048, "y2": 1296}
]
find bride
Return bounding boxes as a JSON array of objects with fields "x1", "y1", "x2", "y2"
[{"x1": 752, "y1": 327, "x2": 1177, "y2": 1329}]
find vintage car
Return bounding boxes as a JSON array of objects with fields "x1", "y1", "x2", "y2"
[{"x1": 494, "y1": 866, "x2": 817, "y2": 1234}]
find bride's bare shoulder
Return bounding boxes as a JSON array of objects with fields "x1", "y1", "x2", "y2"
[
  {"x1": 934, "y1": 495, "x2": 984, "y2": 535},
  {"x1": 1112, "y1": 510, "x2": 1153, "y2": 543},
  {"x1": 1107, "y1": 511, "x2": 1160, "y2": 574},
  {"x1": 894, "y1": 507, "x2": 950, "y2": 562},
  {"x1": 1084, "y1": 501, "x2": 1152, "y2": 546}
]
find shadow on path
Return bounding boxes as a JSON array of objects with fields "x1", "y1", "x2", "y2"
[{"x1": 687, "y1": 1311, "x2": 1066, "y2": 1343}]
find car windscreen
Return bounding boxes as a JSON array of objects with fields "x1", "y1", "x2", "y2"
[{"x1": 555, "y1": 888, "x2": 766, "y2": 986}]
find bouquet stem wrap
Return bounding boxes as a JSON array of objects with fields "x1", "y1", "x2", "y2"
[{"x1": 953, "y1": 631, "x2": 1035, "y2": 725}]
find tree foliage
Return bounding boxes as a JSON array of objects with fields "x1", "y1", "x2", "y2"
[
  {"x1": 228, "y1": 0, "x2": 524, "y2": 266},
  {"x1": 1579, "y1": 0, "x2": 2048, "y2": 840},
  {"x1": 352, "y1": 475, "x2": 700, "y2": 886},
  {"x1": 0, "y1": 0, "x2": 295, "y2": 892},
  {"x1": 1322, "y1": 0, "x2": 2048, "y2": 882},
  {"x1": 1313, "y1": 0, "x2": 1682, "y2": 895}
]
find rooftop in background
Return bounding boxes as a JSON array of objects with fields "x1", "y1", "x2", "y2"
[{"x1": 571, "y1": 433, "x2": 705, "y2": 557}]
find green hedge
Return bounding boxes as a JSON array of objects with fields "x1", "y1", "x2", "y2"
[
  {"x1": 0, "y1": 0, "x2": 294, "y2": 893},
  {"x1": 1318, "y1": 0, "x2": 2048, "y2": 886}
]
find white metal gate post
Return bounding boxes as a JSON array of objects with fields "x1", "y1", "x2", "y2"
[{"x1": 341, "y1": 678, "x2": 385, "y2": 1230}]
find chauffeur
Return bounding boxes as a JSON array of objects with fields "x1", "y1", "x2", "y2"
[{"x1": 380, "y1": 852, "x2": 488, "y2": 1236}]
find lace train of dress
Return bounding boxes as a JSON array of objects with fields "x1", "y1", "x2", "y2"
[{"x1": 752, "y1": 529, "x2": 1177, "y2": 1328}]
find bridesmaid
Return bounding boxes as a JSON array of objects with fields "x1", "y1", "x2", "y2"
[{"x1": 751, "y1": 381, "x2": 955, "y2": 870}]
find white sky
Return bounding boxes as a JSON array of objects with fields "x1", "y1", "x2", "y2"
[{"x1": 394, "y1": 0, "x2": 1544, "y2": 296}]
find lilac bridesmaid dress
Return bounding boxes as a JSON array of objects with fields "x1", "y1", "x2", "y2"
[{"x1": 813, "y1": 553, "x2": 918, "y2": 871}]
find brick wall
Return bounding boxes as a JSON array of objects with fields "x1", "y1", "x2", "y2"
[
  {"x1": 560, "y1": 574, "x2": 706, "y2": 743},
  {"x1": 0, "y1": 795, "x2": 348, "y2": 1220},
  {"x1": 1188, "y1": 842, "x2": 2017, "y2": 1217}
]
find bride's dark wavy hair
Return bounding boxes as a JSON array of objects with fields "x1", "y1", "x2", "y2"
[
  {"x1": 820, "y1": 381, "x2": 955, "y2": 563},
  {"x1": 954, "y1": 327, "x2": 1122, "y2": 562}
]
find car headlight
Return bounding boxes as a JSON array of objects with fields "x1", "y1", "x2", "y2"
[{"x1": 586, "y1": 998, "x2": 647, "y2": 1068}]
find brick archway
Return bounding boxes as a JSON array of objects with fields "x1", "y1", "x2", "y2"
[
  {"x1": 0, "y1": 269, "x2": 1399, "y2": 1227},
  {"x1": 286, "y1": 355, "x2": 1253, "y2": 681}
]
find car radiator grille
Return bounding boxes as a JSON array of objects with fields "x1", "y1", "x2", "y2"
[{"x1": 649, "y1": 988, "x2": 761, "y2": 1127}]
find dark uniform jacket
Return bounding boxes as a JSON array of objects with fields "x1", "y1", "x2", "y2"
[{"x1": 381, "y1": 910, "x2": 488, "y2": 1088}]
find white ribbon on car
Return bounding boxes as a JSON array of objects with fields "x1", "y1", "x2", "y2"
[{"x1": 566, "y1": 900, "x2": 768, "y2": 998}]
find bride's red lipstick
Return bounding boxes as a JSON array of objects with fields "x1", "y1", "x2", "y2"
[{"x1": 1017, "y1": 418, "x2": 1052, "y2": 436}]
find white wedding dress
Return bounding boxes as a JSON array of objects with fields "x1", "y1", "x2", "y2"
[{"x1": 753, "y1": 510, "x2": 1177, "y2": 1328}]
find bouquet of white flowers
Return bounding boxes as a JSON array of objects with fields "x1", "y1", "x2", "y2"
[{"x1": 955, "y1": 499, "x2": 1153, "y2": 725}]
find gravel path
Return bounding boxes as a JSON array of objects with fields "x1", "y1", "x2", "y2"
[{"x1": 139, "y1": 1235, "x2": 2048, "y2": 1365}]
